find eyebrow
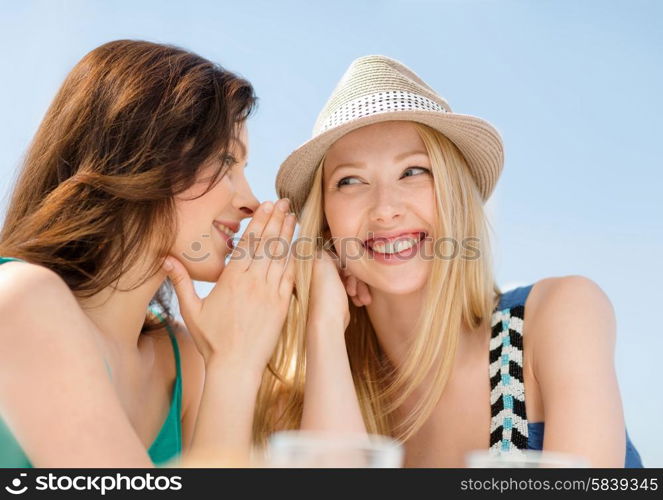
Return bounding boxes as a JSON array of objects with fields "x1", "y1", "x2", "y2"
[
  {"x1": 328, "y1": 150, "x2": 428, "y2": 175},
  {"x1": 394, "y1": 150, "x2": 428, "y2": 162},
  {"x1": 328, "y1": 161, "x2": 367, "y2": 174}
]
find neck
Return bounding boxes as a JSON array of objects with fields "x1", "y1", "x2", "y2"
[
  {"x1": 364, "y1": 284, "x2": 492, "y2": 414},
  {"x1": 365, "y1": 286, "x2": 426, "y2": 369},
  {"x1": 76, "y1": 262, "x2": 169, "y2": 350}
]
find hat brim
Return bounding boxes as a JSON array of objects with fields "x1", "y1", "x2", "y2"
[{"x1": 275, "y1": 110, "x2": 504, "y2": 216}]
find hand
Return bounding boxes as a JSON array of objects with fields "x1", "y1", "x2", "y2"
[
  {"x1": 340, "y1": 268, "x2": 372, "y2": 308},
  {"x1": 301, "y1": 252, "x2": 369, "y2": 436},
  {"x1": 308, "y1": 250, "x2": 352, "y2": 330},
  {"x1": 163, "y1": 199, "x2": 296, "y2": 374}
]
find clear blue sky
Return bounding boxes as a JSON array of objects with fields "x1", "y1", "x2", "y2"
[{"x1": 1, "y1": 0, "x2": 661, "y2": 465}]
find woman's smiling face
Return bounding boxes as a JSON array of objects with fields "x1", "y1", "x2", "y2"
[
  {"x1": 172, "y1": 124, "x2": 260, "y2": 282},
  {"x1": 323, "y1": 121, "x2": 436, "y2": 295}
]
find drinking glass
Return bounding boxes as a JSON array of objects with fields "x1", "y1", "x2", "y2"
[
  {"x1": 466, "y1": 449, "x2": 589, "y2": 468},
  {"x1": 265, "y1": 431, "x2": 404, "y2": 468}
]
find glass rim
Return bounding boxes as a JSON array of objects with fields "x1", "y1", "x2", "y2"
[
  {"x1": 268, "y1": 430, "x2": 403, "y2": 452},
  {"x1": 466, "y1": 449, "x2": 589, "y2": 467}
]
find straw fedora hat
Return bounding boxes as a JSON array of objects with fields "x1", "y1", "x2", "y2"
[{"x1": 275, "y1": 55, "x2": 504, "y2": 216}]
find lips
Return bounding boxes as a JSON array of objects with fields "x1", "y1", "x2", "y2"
[
  {"x1": 214, "y1": 220, "x2": 240, "y2": 234},
  {"x1": 363, "y1": 231, "x2": 427, "y2": 255},
  {"x1": 213, "y1": 220, "x2": 239, "y2": 249}
]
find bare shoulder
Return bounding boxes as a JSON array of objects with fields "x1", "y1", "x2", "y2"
[
  {"x1": 527, "y1": 275, "x2": 614, "y2": 327},
  {"x1": 523, "y1": 278, "x2": 625, "y2": 466},
  {"x1": 525, "y1": 275, "x2": 617, "y2": 369},
  {"x1": 0, "y1": 260, "x2": 71, "y2": 303},
  {"x1": 0, "y1": 261, "x2": 87, "y2": 344},
  {"x1": 529, "y1": 275, "x2": 611, "y2": 306},
  {"x1": 0, "y1": 261, "x2": 152, "y2": 466}
]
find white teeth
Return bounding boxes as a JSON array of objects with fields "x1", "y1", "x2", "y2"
[
  {"x1": 396, "y1": 239, "x2": 415, "y2": 253},
  {"x1": 370, "y1": 237, "x2": 417, "y2": 254},
  {"x1": 215, "y1": 223, "x2": 235, "y2": 237}
]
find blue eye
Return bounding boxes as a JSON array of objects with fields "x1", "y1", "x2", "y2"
[
  {"x1": 401, "y1": 167, "x2": 430, "y2": 178},
  {"x1": 337, "y1": 177, "x2": 362, "y2": 187}
]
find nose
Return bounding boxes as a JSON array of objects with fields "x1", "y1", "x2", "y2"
[
  {"x1": 233, "y1": 172, "x2": 260, "y2": 217},
  {"x1": 369, "y1": 183, "x2": 402, "y2": 224}
]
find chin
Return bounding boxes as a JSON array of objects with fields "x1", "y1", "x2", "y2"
[
  {"x1": 183, "y1": 257, "x2": 226, "y2": 283},
  {"x1": 371, "y1": 276, "x2": 428, "y2": 295},
  {"x1": 356, "y1": 262, "x2": 430, "y2": 296}
]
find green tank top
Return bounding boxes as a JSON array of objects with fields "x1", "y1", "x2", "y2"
[{"x1": 0, "y1": 256, "x2": 182, "y2": 466}]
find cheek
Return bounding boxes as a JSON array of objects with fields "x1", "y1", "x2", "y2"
[
  {"x1": 324, "y1": 200, "x2": 363, "y2": 259},
  {"x1": 324, "y1": 195, "x2": 363, "y2": 235},
  {"x1": 212, "y1": 177, "x2": 235, "y2": 205},
  {"x1": 410, "y1": 184, "x2": 436, "y2": 225},
  {"x1": 175, "y1": 200, "x2": 207, "y2": 237},
  {"x1": 170, "y1": 217, "x2": 210, "y2": 264},
  {"x1": 171, "y1": 200, "x2": 216, "y2": 263},
  {"x1": 175, "y1": 179, "x2": 234, "y2": 226}
]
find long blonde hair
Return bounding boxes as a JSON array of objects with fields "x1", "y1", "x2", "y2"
[{"x1": 254, "y1": 123, "x2": 499, "y2": 443}]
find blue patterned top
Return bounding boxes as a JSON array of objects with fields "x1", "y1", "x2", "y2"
[{"x1": 489, "y1": 284, "x2": 643, "y2": 467}]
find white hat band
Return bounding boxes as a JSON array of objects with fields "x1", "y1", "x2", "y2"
[
  {"x1": 276, "y1": 55, "x2": 504, "y2": 213},
  {"x1": 318, "y1": 90, "x2": 448, "y2": 134}
]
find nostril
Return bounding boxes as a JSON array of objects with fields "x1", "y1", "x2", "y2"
[{"x1": 240, "y1": 206, "x2": 254, "y2": 216}]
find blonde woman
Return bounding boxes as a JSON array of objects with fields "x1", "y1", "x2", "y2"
[{"x1": 256, "y1": 56, "x2": 643, "y2": 467}]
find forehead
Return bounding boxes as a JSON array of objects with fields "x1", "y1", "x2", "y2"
[{"x1": 324, "y1": 121, "x2": 425, "y2": 168}]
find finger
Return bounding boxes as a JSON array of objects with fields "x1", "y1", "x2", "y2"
[
  {"x1": 227, "y1": 201, "x2": 275, "y2": 272},
  {"x1": 251, "y1": 198, "x2": 289, "y2": 272},
  {"x1": 350, "y1": 295, "x2": 363, "y2": 307},
  {"x1": 356, "y1": 280, "x2": 373, "y2": 306},
  {"x1": 163, "y1": 256, "x2": 202, "y2": 321},
  {"x1": 267, "y1": 212, "x2": 296, "y2": 284},
  {"x1": 345, "y1": 274, "x2": 358, "y2": 297},
  {"x1": 279, "y1": 242, "x2": 296, "y2": 298}
]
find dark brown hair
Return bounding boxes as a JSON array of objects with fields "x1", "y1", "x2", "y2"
[{"x1": 0, "y1": 39, "x2": 256, "y2": 331}]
